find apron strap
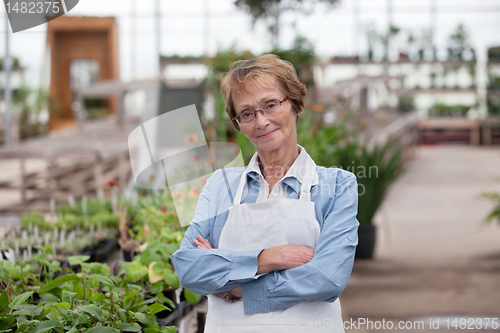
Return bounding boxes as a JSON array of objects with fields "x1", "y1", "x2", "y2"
[
  {"x1": 221, "y1": 168, "x2": 234, "y2": 204},
  {"x1": 233, "y1": 168, "x2": 250, "y2": 206}
]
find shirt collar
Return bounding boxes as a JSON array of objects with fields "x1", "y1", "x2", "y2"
[{"x1": 244, "y1": 145, "x2": 318, "y2": 195}]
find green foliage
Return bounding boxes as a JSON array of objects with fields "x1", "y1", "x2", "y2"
[
  {"x1": 12, "y1": 87, "x2": 57, "y2": 139},
  {"x1": 57, "y1": 198, "x2": 113, "y2": 217},
  {"x1": 481, "y1": 192, "x2": 500, "y2": 225},
  {"x1": 397, "y1": 92, "x2": 415, "y2": 112},
  {"x1": 0, "y1": 247, "x2": 177, "y2": 333},
  {"x1": 447, "y1": 23, "x2": 474, "y2": 60},
  {"x1": 364, "y1": 23, "x2": 401, "y2": 60},
  {"x1": 296, "y1": 109, "x2": 348, "y2": 167},
  {"x1": 234, "y1": 0, "x2": 339, "y2": 24},
  {"x1": 20, "y1": 212, "x2": 48, "y2": 230},
  {"x1": 334, "y1": 140, "x2": 403, "y2": 225},
  {"x1": 487, "y1": 72, "x2": 500, "y2": 90},
  {"x1": 488, "y1": 46, "x2": 500, "y2": 61},
  {"x1": 159, "y1": 55, "x2": 204, "y2": 64},
  {"x1": 0, "y1": 56, "x2": 20, "y2": 68},
  {"x1": 270, "y1": 35, "x2": 316, "y2": 87},
  {"x1": 428, "y1": 102, "x2": 471, "y2": 117},
  {"x1": 487, "y1": 94, "x2": 500, "y2": 115}
]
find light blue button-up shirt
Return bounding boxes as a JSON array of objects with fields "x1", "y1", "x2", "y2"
[{"x1": 171, "y1": 160, "x2": 359, "y2": 315}]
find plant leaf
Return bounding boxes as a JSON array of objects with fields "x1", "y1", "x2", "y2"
[
  {"x1": 147, "y1": 303, "x2": 169, "y2": 315},
  {"x1": 89, "y1": 274, "x2": 114, "y2": 287},
  {"x1": 0, "y1": 291, "x2": 9, "y2": 312},
  {"x1": 67, "y1": 255, "x2": 90, "y2": 266},
  {"x1": 29, "y1": 319, "x2": 63, "y2": 333},
  {"x1": 79, "y1": 305, "x2": 104, "y2": 321},
  {"x1": 39, "y1": 275, "x2": 80, "y2": 294},
  {"x1": 8, "y1": 291, "x2": 33, "y2": 310},
  {"x1": 62, "y1": 290, "x2": 78, "y2": 304},
  {"x1": 54, "y1": 302, "x2": 71, "y2": 310},
  {"x1": 148, "y1": 262, "x2": 163, "y2": 284},
  {"x1": 160, "y1": 327, "x2": 177, "y2": 333},
  {"x1": 90, "y1": 293, "x2": 108, "y2": 302},
  {"x1": 87, "y1": 327, "x2": 117, "y2": 333},
  {"x1": 133, "y1": 312, "x2": 159, "y2": 329},
  {"x1": 183, "y1": 288, "x2": 201, "y2": 305},
  {"x1": 118, "y1": 323, "x2": 142, "y2": 332}
]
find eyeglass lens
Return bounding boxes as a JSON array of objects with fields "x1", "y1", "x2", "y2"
[{"x1": 238, "y1": 100, "x2": 281, "y2": 124}]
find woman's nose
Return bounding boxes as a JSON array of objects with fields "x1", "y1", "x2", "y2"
[{"x1": 254, "y1": 110, "x2": 269, "y2": 128}]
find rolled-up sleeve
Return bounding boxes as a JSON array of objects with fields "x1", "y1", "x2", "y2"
[
  {"x1": 241, "y1": 173, "x2": 359, "y2": 314},
  {"x1": 171, "y1": 170, "x2": 263, "y2": 295}
]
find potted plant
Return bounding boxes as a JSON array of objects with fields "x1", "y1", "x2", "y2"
[{"x1": 333, "y1": 140, "x2": 403, "y2": 259}]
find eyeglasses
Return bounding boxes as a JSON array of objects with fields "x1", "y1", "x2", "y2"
[{"x1": 233, "y1": 96, "x2": 288, "y2": 126}]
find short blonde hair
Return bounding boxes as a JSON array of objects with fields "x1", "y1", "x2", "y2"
[{"x1": 220, "y1": 54, "x2": 307, "y2": 131}]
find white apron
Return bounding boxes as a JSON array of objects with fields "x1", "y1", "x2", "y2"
[{"x1": 204, "y1": 166, "x2": 344, "y2": 333}]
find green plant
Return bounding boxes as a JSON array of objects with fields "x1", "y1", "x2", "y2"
[
  {"x1": 333, "y1": 140, "x2": 403, "y2": 225},
  {"x1": 270, "y1": 35, "x2": 316, "y2": 88},
  {"x1": 0, "y1": 56, "x2": 20, "y2": 69},
  {"x1": 57, "y1": 198, "x2": 113, "y2": 217},
  {"x1": 297, "y1": 109, "x2": 348, "y2": 167},
  {"x1": 12, "y1": 87, "x2": 57, "y2": 139},
  {"x1": 481, "y1": 192, "x2": 500, "y2": 225},
  {"x1": 0, "y1": 246, "x2": 177, "y2": 333},
  {"x1": 487, "y1": 95, "x2": 500, "y2": 115},
  {"x1": 488, "y1": 46, "x2": 500, "y2": 61},
  {"x1": 234, "y1": 0, "x2": 339, "y2": 48},
  {"x1": 447, "y1": 23, "x2": 472, "y2": 60},
  {"x1": 428, "y1": 102, "x2": 470, "y2": 117},
  {"x1": 398, "y1": 92, "x2": 415, "y2": 112}
]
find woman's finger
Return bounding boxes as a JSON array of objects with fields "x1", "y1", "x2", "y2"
[
  {"x1": 193, "y1": 235, "x2": 213, "y2": 249},
  {"x1": 193, "y1": 238, "x2": 206, "y2": 249},
  {"x1": 197, "y1": 235, "x2": 213, "y2": 249}
]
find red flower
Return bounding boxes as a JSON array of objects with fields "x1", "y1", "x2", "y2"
[{"x1": 107, "y1": 179, "x2": 118, "y2": 186}]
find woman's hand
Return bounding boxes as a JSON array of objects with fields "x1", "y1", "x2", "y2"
[
  {"x1": 213, "y1": 285, "x2": 242, "y2": 300},
  {"x1": 193, "y1": 236, "x2": 242, "y2": 300},
  {"x1": 257, "y1": 245, "x2": 314, "y2": 275},
  {"x1": 193, "y1": 235, "x2": 213, "y2": 249},
  {"x1": 228, "y1": 285, "x2": 242, "y2": 298}
]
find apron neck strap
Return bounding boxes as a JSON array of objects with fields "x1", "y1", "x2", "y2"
[{"x1": 233, "y1": 169, "x2": 249, "y2": 205}]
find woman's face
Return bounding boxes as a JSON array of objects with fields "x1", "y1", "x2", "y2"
[{"x1": 232, "y1": 76, "x2": 301, "y2": 155}]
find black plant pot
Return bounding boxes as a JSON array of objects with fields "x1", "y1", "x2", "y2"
[{"x1": 355, "y1": 224, "x2": 376, "y2": 259}]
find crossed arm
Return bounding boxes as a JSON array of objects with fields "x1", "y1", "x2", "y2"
[{"x1": 193, "y1": 235, "x2": 315, "y2": 300}]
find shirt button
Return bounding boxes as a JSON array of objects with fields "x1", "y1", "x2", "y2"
[{"x1": 348, "y1": 236, "x2": 353, "y2": 241}]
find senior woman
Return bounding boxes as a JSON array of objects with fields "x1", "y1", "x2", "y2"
[{"x1": 171, "y1": 54, "x2": 359, "y2": 332}]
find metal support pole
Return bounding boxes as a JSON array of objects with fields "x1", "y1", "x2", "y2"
[
  {"x1": 130, "y1": 0, "x2": 136, "y2": 80},
  {"x1": 386, "y1": 0, "x2": 392, "y2": 61},
  {"x1": 204, "y1": 0, "x2": 210, "y2": 56},
  {"x1": 3, "y1": 12, "x2": 12, "y2": 146},
  {"x1": 352, "y1": 0, "x2": 359, "y2": 58},
  {"x1": 155, "y1": 0, "x2": 161, "y2": 71},
  {"x1": 431, "y1": 0, "x2": 437, "y2": 60}
]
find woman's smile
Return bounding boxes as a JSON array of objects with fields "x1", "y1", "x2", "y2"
[{"x1": 257, "y1": 128, "x2": 279, "y2": 139}]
